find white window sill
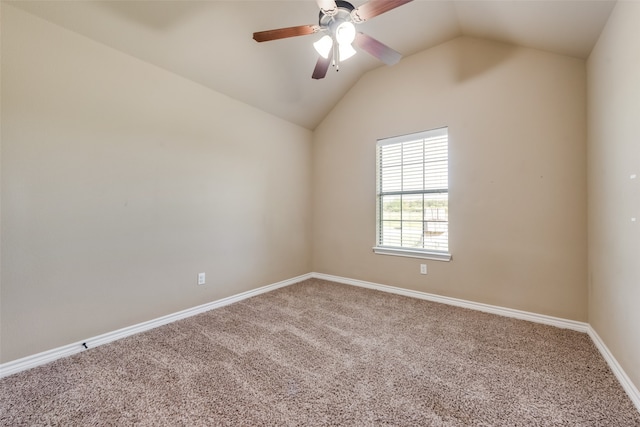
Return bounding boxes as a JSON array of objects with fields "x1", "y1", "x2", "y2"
[{"x1": 373, "y1": 246, "x2": 452, "y2": 262}]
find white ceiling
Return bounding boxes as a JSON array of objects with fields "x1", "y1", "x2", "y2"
[{"x1": 8, "y1": 0, "x2": 615, "y2": 130}]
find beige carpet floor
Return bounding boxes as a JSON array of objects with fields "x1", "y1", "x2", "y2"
[{"x1": 1, "y1": 278, "x2": 639, "y2": 426}]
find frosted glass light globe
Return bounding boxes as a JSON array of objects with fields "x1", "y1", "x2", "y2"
[
  {"x1": 335, "y1": 21, "x2": 356, "y2": 46},
  {"x1": 313, "y1": 35, "x2": 333, "y2": 58}
]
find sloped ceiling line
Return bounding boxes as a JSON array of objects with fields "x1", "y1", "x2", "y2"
[{"x1": 6, "y1": 0, "x2": 615, "y2": 130}]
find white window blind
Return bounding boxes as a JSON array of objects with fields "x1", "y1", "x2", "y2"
[{"x1": 374, "y1": 127, "x2": 450, "y2": 261}]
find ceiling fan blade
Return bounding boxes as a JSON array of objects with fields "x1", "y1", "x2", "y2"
[
  {"x1": 312, "y1": 51, "x2": 333, "y2": 80},
  {"x1": 316, "y1": 0, "x2": 338, "y2": 15},
  {"x1": 352, "y1": 0, "x2": 413, "y2": 22},
  {"x1": 354, "y1": 32, "x2": 402, "y2": 65},
  {"x1": 253, "y1": 25, "x2": 320, "y2": 42}
]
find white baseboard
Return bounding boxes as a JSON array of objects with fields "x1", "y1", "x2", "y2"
[
  {"x1": 588, "y1": 326, "x2": 640, "y2": 412},
  {"x1": 311, "y1": 272, "x2": 639, "y2": 412},
  {"x1": 3, "y1": 271, "x2": 639, "y2": 414},
  {"x1": 311, "y1": 272, "x2": 588, "y2": 332},
  {"x1": 0, "y1": 273, "x2": 311, "y2": 378}
]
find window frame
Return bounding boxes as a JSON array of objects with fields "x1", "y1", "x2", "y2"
[{"x1": 373, "y1": 127, "x2": 452, "y2": 262}]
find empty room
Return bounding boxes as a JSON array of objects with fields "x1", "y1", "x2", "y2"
[{"x1": 1, "y1": 0, "x2": 639, "y2": 425}]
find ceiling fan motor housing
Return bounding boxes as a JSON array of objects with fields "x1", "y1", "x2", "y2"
[{"x1": 319, "y1": 0, "x2": 356, "y2": 30}]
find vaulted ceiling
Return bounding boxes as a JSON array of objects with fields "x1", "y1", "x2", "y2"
[{"x1": 9, "y1": 1, "x2": 615, "y2": 129}]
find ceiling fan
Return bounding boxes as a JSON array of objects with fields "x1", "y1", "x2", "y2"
[{"x1": 253, "y1": 0, "x2": 413, "y2": 79}]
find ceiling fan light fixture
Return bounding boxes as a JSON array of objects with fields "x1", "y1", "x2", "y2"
[
  {"x1": 313, "y1": 35, "x2": 333, "y2": 58},
  {"x1": 335, "y1": 21, "x2": 356, "y2": 45},
  {"x1": 339, "y1": 42, "x2": 357, "y2": 61},
  {"x1": 253, "y1": 0, "x2": 414, "y2": 79}
]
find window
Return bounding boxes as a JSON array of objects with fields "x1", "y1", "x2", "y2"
[{"x1": 374, "y1": 127, "x2": 451, "y2": 261}]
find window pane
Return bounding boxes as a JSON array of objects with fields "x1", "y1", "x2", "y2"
[
  {"x1": 402, "y1": 140, "x2": 423, "y2": 163},
  {"x1": 402, "y1": 194, "x2": 423, "y2": 221},
  {"x1": 402, "y1": 221, "x2": 423, "y2": 248},
  {"x1": 376, "y1": 128, "x2": 449, "y2": 254},
  {"x1": 424, "y1": 160, "x2": 448, "y2": 190},
  {"x1": 424, "y1": 137, "x2": 447, "y2": 161},
  {"x1": 380, "y1": 144, "x2": 401, "y2": 167},
  {"x1": 402, "y1": 162, "x2": 424, "y2": 191},
  {"x1": 380, "y1": 165, "x2": 401, "y2": 192},
  {"x1": 423, "y1": 220, "x2": 448, "y2": 251},
  {"x1": 381, "y1": 220, "x2": 401, "y2": 247},
  {"x1": 380, "y1": 195, "x2": 401, "y2": 221},
  {"x1": 424, "y1": 194, "x2": 448, "y2": 221}
]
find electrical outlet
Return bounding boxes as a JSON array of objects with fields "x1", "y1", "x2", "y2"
[
  {"x1": 420, "y1": 264, "x2": 427, "y2": 275},
  {"x1": 198, "y1": 272, "x2": 206, "y2": 285}
]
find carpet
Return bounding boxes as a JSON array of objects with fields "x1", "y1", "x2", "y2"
[{"x1": 1, "y1": 278, "x2": 639, "y2": 426}]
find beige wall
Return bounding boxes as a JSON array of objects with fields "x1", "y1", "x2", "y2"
[
  {"x1": 587, "y1": 1, "x2": 640, "y2": 393},
  {"x1": 4, "y1": 3, "x2": 621, "y2": 377},
  {"x1": 0, "y1": 4, "x2": 312, "y2": 363},
  {"x1": 313, "y1": 37, "x2": 587, "y2": 321}
]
